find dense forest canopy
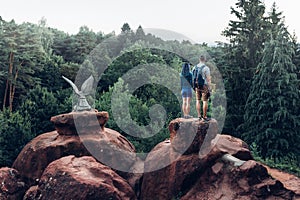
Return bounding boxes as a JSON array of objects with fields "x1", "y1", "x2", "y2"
[{"x1": 0, "y1": 1, "x2": 299, "y2": 176}]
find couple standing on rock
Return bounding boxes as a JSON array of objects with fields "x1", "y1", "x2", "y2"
[{"x1": 180, "y1": 55, "x2": 211, "y2": 121}]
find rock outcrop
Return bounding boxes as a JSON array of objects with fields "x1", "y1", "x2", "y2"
[
  {"x1": 180, "y1": 160, "x2": 294, "y2": 200},
  {"x1": 0, "y1": 111, "x2": 299, "y2": 200},
  {"x1": 0, "y1": 167, "x2": 26, "y2": 200},
  {"x1": 140, "y1": 118, "x2": 299, "y2": 200},
  {"x1": 141, "y1": 118, "x2": 253, "y2": 200},
  {"x1": 23, "y1": 156, "x2": 136, "y2": 200},
  {"x1": 12, "y1": 111, "x2": 136, "y2": 186}
]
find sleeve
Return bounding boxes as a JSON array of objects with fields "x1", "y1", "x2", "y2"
[{"x1": 203, "y1": 66, "x2": 210, "y2": 77}]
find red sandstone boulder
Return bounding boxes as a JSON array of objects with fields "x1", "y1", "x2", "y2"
[
  {"x1": 141, "y1": 119, "x2": 223, "y2": 200},
  {"x1": 169, "y1": 118, "x2": 252, "y2": 160},
  {"x1": 213, "y1": 134, "x2": 252, "y2": 160},
  {"x1": 13, "y1": 131, "x2": 89, "y2": 185},
  {"x1": 13, "y1": 111, "x2": 136, "y2": 186},
  {"x1": 169, "y1": 118, "x2": 216, "y2": 155},
  {"x1": 266, "y1": 166, "x2": 300, "y2": 199},
  {"x1": 211, "y1": 134, "x2": 253, "y2": 161},
  {"x1": 124, "y1": 157, "x2": 144, "y2": 199},
  {"x1": 141, "y1": 152, "x2": 219, "y2": 200},
  {"x1": 181, "y1": 160, "x2": 295, "y2": 200},
  {"x1": 23, "y1": 156, "x2": 136, "y2": 200},
  {"x1": 0, "y1": 167, "x2": 26, "y2": 199},
  {"x1": 140, "y1": 118, "x2": 298, "y2": 200},
  {"x1": 50, "y1": 111, "x2": 109, "y2": 135}
]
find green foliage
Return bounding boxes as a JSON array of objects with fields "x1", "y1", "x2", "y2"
[
  {"x1": 221, "y1": 0, "x2": 269, "y2": 136},
  {"x1": 91, "y1": 34, "x2": 216, "y2": 149},
  {"x1": 223, "y1": 0, "x2": 268, "y2": 68},
  {"x1": 0, "y1": 19, "x2": 47, "y2": 110},
  {"x1": 242, "y1": 22, "x2": 300, "y2": 163},
  {"x1": 98, "y1": 48, "x2": 166, "y2": 92},
  {"x1": 121, "y1": 23, "x2": 132, "y2": 33},
  {"x1": 95, "y1": 78, "x2": 175, "y2": 154},
  {"x1": 18, "y1": 86, "x2": 62, "y2": 136},
  {"x1": 73, "y1": 26, "x2": 98, "y2": 63},
  {"x1": 250, "y1": 143, "x2": 300, "y2": 177},
  {"x1": 135, "y1": 25, "x2": 145, "y2": 41},
  {"x1": 38, "y1": 17, "x2": 54, "y2": 56},
  {"x1": 0, "y1": 109, "x2": 32, "y2": 167},
  {"x1": 51, "y1": 26, "x2": 104, "y2": 64},
  {"x1": 37, "y1": 54, "x2": 64, "y2": 92}
]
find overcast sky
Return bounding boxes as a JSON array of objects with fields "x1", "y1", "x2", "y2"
[{"x1": 1, "y1": 0, "x2": 299, "y2": 44}]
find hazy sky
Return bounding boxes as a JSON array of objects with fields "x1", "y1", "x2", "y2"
[{"x1": 1, "y1": 0, "x2": 299, "y2": 44}]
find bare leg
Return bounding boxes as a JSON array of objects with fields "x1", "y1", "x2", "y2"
[
  {"x1": 196, "y1": 99, "x2": 201, "y2": 118},
  {"x1": 186, "y1": 97, "x2": 191, "y2": 116},
  {"x1": 202, "y1": 100, "x2": 208, "y2": 118},
  {"x1": 182, "y1": 98, "x2": 187, "y2": 117}
]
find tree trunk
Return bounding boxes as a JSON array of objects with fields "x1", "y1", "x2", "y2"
[
  {"x1": 9, "y1": 67, "x2": 19, "y2": 111},
  {"x1": 3, "y1": 78, "x2": 9, "y2": 111},
  {"x1": 2, "y1": 51, "x2": 14, "y2": 111}
]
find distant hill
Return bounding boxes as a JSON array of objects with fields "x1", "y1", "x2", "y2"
[{"x1": 144, "y1": 28, "x2": 195, "y2": 44}]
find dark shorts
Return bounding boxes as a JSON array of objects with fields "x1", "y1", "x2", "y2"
[
  {"x1": 195, "y1": 85, "x2": 210, "y2": 101},
  {"x1": 181, "y1": 88, "x2": 192, "y2": 98}
]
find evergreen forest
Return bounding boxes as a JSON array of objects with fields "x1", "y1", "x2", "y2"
[{"x1": 0, "y1": 1, "x2": 299, "y2": 176}]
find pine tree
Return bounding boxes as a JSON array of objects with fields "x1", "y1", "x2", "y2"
[
  {"x1": 0, "y1": 109, "x2": 32, "y2": 167},
  {"x1": 221, "y1": 0, "x2": 269, "y2": 136},
  {"x1": 242, "y1": 22, "x2": 300, "y2": 163},
  {"x1": 121, "y1": 23, "x2": 131, "y2": 33},
  {"x1": 74, "y1": 26, "x2": 98, "y2": 63},
  {"x1": 135, "y1": 25, "x2": 145, "y2": 41},
  {"x1": 0, "y1": 20, "x2": 46, "y2": 111},
  {"x1": 291, "y1": 34, "x2": 300, "y2": 85}
]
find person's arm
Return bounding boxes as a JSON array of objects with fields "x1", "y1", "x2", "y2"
[
  {"x1": 180, "y1": 75, "x2": 183, "y2": 90},
  {"x1": 189, "y1": 73, "x2": 193, "y2": 88},
  {"x1": 191, "y1": 69, "x2": 195, "y2": 90},
  {"x1": 205, "y1": 66, "x2": 211, "y2": 90},
  {"x1": 206, "y1": 75, "x2": 211, "y2": 88}
]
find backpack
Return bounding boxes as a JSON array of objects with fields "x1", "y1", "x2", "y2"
[{"x1": 192, "y1": 65, "x2": 205, "y2": 89}]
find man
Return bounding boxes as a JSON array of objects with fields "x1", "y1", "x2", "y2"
[{"x1": 192, "y1": 55, "x2": 211, "y2": 121}]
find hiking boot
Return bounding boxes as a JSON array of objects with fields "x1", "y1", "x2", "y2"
[{"x1": 202, "y1": 117, "x2": 211, "y2": 122}]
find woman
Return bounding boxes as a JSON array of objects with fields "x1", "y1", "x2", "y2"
[{"x1": 180, "y1": 63, "x2": 193, "y2": 118}]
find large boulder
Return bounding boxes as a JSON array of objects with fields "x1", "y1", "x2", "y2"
[
  {"x1": 140, "y1": 118, "x2": 295, "y2": 200},
  {"x1": 169, "y1": 118, "x2": 252, "y2": 160},
  {"x1": 50, "y1": 110, "x2": 109, "y2": 135},
  {"x1": 266, "y1": 165, "x2": 300, "y2": 199},
  {"x1": 13, "y1": 111, "x2": 136, "y2": 186},
  {"x1": 0, "y1": 167, "x2": 26, "y2": 200},
  {"x1": 181, "y1": 160, "x2": 295, "y2": 200},
  {"x1": 169, "y1": 118, "x2": 216, "y2": 155},
  {"x1": 141, "y1": 119, "x2": 224, "y2": 200},
  {"x1": 23, "y1": 156, "x2": 136, "y2": 200}
]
